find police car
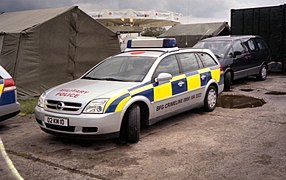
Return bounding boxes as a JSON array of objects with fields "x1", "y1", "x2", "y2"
[
  {"x1": 0, "y1": 65, "x2": 20, "y2": 122},
  {"x1": 35, "y1": 38, "x2": 224, "y2": 143}
]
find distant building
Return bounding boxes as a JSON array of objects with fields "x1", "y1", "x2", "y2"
[{"x1": 160, "y1": 22, "x2": 230, "y2": 48}]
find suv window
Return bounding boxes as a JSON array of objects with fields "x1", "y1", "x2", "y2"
[
  {"x1": 177, "y1": 53, "x2": 199, "y2": 73},
  {"x1": 255, "y1": 38, "x2": 268, "y2": 50},
  {"x1": 196, "y1": 53, "x2": 217, "y2": 67},
  {"x1": 246, "y1": 39, "x2": 258, "y2": 52},
  {"x1": 154, "y1": 55, "x2": 180, "y2": 78}
]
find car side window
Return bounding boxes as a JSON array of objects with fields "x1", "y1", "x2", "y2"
[
  {"x1": 153, "y1": 55, "x2": 180, "y2": 78},
  {"x1": 196, "y1": 53, "x2": 217, "y2": 68},
  {"x1": 246, "y1": 39, "x2": 258, "y2": 52},
  {"x1": 177, "y1": 53, "x2": 199, "y2": 73},
  {"x1": 256, "y1": 38, "x2": 268, "y2": 50}
]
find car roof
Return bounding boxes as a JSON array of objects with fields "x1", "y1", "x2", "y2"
[
  {"x1": 200, "y1": 35, "x2": 261, "y2": 42},
  {"x1": 117, "y1": 48, "x2": 215, "y2": 58},
  {"x1": 0, "y1": 65, "x2": 12, "y2": 79}
]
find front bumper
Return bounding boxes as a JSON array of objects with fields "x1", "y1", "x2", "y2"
[{"x1": 34, "y1": 106, "x2": 122, "y2": 138}]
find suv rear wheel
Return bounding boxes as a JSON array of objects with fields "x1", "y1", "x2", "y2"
[
  {"x1": 257, "y1": 64, "x2": 267, "y2": 81},
  {"x1": 224, "y1": 71, "x2": 232, "y2": 91}
]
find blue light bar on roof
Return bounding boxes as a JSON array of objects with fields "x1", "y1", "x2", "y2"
[{"x1": 127, "y1": 38, "x2": 177, "y2": 48}]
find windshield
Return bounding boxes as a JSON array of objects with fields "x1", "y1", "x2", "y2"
[
  {"x1": 83, "y1": 56, "x2": 157, "y2": 82},
  {"x1": 193, "y1": 41, "x2": 231, "y2": 58}
]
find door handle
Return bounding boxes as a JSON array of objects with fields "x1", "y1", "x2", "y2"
[
  {"x1": 201, "y1": 75, "x2": 206, "y2": 80},
  {"x1": 178, "y1": 81, "x2": 184, "y2": 87}
]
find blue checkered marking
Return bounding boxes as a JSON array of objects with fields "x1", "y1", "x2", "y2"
[
  {"x1": 132, "y1": 88, "x2": 154, "y2": 102},
  {"x1": 105, "y1": 93, "x2": 130, "y2": 113},
  {"x1": 172, "y1": 78, "x2": 187, "y2": 96},
  {"x1": 0, "y1": 91, "x2": 16, "y2": 106},
  {"x1": 200, "y1": 72, "x2": 211, "y2": 86}
]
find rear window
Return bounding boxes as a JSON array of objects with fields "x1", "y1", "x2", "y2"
[{"x1": 256, "y1": 38, "x2": 268, "y2": 50}]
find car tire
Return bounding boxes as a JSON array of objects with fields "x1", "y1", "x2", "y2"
[
  {"x1": 126, "y1": 104, "x2": 140, "y2": 143},
  {"x1": 204, "y1": 85, "x2": 217, "y2": 112},
  {"x1": 257, "y1": 64, "x2": 267, "y2": 81},
  {"x1": 224, "y1": 71, "x2": 231, "y2": 91}
]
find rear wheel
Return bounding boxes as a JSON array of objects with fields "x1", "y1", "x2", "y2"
[
  {"x1": 257, "y1": 64, "x2": 267, "y2": 81},
  {"x1": 224, "y1": 71, "x2": 231, "y2": 91},
  {"x1": 125, "y1": 104, "x2": 141, "y2": 143},
  {"x1": 204, "y1": 85, "x2": 217, "y2": 112}
]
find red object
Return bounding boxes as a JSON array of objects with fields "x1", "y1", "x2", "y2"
[
  {"x1": 220, "y1": 65, "x2": 223, "y2": 73},
  {"x1": 130, "y1": 51, "x2": 145, "y2": 55}
]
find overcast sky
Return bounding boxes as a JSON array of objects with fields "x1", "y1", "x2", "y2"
[{"x1": 0, "y1": 0, "x2": 285, "y2": 23}]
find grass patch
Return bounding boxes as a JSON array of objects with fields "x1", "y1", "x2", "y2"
[{"x1": 18, "y1": 98, "x2": 38, "y2": 116}]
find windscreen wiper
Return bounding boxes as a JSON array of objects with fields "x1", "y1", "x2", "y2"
[
  {"x1": 99, "y1": 77, "x2": 125, "y2": 81},
  {"x1": 82, "y1": 76, "x2": 101, "y2": 80}
]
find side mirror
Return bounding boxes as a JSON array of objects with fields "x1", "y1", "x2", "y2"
[
  {"x1": 233, "y1": 51, "x2": 242, "y2": 57},
  {"x1": 155, "y1": 73, "x2": 172, "y2": 83}
]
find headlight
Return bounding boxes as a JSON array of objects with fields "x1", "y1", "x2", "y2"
[
  {"x1": 37, "y1": 92, "x2": 46, "y2": 108},
  {"x1": 83, "y1": 99, "x2": 108, "y2": 114}
]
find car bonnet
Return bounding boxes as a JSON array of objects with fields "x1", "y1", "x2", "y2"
[{"x1": 45, "y1": 79, "x2": 139, "y2": 104}]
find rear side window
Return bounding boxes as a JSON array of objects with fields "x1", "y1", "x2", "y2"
[
  {"x1": 245, "y1": 39, "x2": 258, "y2": 52},
  {"x1": 256, "y1": 38, "x2": 268, "y2": 50},
  {"x1": 177, "y1": 53, "x2": 199, "y2": 73},
  {"x1": 196, "y1": 53, "x2": 217, "y2": 68}
]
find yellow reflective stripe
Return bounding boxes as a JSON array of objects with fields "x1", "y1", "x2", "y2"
[
  {"x1": 129, "y1": 84, "x2": 153, "y2": 96},
  {"x1": 211, "y1": 69, "x2": 220, "y2": 82},
  {"x1": 0, "y1": 84, "x2": 3, "y2": 97},
  {"x1": 115, "y1": 96, "x2": 131, "y2": 112},
  {"x1": 187, "y1": 74, "x2": 201, "y2": 90},
  {"x1": 198, "y1": 68, "x2": 210, "y2": 74},
  {"x1": 154, "y1": 82, "x2": 172, "y2": 101},
  {"x1": 104, "y1": 90, "x2": 129, "y2": 112},
  {"x1": 171, "y1": 74, "x2": 186, "y2": 81}
]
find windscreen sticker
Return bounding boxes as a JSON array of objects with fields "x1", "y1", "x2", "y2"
[{"x1": 55, "y1": 89, "x2": 89, "y2": 98}]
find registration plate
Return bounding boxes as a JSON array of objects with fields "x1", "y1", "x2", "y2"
[{"x1": 44, "y1": 116, "x2": 69, "y2": 126}]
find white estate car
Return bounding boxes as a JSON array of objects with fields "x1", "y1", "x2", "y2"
[{"x1": 35, "y1": 38, "x2": 224, "y2": 143}]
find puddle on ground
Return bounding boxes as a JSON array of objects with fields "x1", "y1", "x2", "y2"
[
  {"x1": 265, "y1": 91, "x2": 286, "y2": 95},
  {"x1": 217, "y1": 95, "x2": 265, "y2": 109},
  {"x1": 240, "y1": 88, "x2": 254, "y2": 92}
]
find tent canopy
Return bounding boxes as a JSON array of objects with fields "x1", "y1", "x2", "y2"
[
  {"x1": 0, "y1": 6, "x2": 120, "y2": 98},
  {"x1": 160, "y1": 22, "x2": 230, "y2": 47},
  {"x1": 0, "y1": 6, "x2": 73, "y2": 33}
]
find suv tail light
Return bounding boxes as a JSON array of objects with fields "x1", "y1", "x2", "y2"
[
  {"x1": 4, "y1": 78, "x2": 16, "y2": 92},
  {"x1": 220, "y1": 65, "x2": 223, "y2": 73}
]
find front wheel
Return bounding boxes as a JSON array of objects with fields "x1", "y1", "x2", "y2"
[
  {"x1": 126, "y1": 104, "x2": 141, "y2": 143},
  {"x1": 256, "y1": 64, "x2": 267, "y2": 81},
  {"x1": 204, "y1": 86, "x2": 217, "y2": 112}
]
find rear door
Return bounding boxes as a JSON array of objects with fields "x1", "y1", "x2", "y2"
[
  {"x1": 255, "y1": 38, "x2": 270, "y2": 64},
  {"x1": 152, "y1": 55, "x2": 186, "y2": 117},
  {"x1": 244, "y1": 39, "x2": 260, "y2": 68}
]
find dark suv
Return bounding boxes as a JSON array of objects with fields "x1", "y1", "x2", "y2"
[{"x1": 193, "y1": 36, "x2": 271, "y2": 90}]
